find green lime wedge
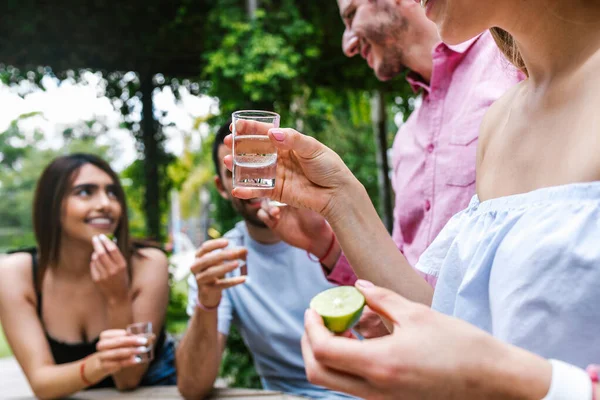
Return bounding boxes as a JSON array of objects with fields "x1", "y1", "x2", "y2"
[{"x1": 310, "y1": 286, "x2": 365, "y2": 333}]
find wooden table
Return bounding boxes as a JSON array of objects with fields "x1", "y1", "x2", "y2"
[
  {"x1": 71, "y1": 387, "x2": 307, "y2": 399},
  {"x1": 0, "y1": 357, "x2": 306, "y2": 399}
]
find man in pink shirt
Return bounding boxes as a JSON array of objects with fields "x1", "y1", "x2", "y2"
[{"x1": 259, "y1": 0, "x2": 521, "y2": 290}]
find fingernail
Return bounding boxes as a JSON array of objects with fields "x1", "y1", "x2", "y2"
[
  {"x1": 271, "y1": 129, "x2": 285, "y2": 141},
  {"x1": 92, "y1": 235, "x2": 99, "y2": 242},
  {"x1": 136, "y1": 346, "x2": 149, "y2": 352},
  {"x1": 356, "y1": 279, "x2": 374, "y2": 288},
  {"x1": 134, "y1": 355, "x2": 143, "y2": 363},
  {"x1": 99, "y1": 234, "x2": 108, "y2": 242},
  {"x1": 305, "y1": 308, "x2": 314, "y2": 319},
  {"x1": 137, "y1": 337, "x2": 148, "y2": 345}
]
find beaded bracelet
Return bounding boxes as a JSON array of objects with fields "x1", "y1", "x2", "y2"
[{"x1": 197, "y1": 300, "x2": 220, "y2": 312}]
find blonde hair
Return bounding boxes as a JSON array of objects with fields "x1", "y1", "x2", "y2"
[{"x1": 490, "y1": 27, "x2": 528, "y2": 76}]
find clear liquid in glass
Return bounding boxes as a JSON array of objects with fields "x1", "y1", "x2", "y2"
[
  {"x1": 134, "y1": 333, "x2": 154, "y2": 363},
  {"x1": 233, "y1": 135, "x2": 277, "y2": 188}
]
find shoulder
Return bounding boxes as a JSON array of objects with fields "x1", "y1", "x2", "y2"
[
  {"x1": 131, "y1": 247, "x2": 169, "y2": 284},
  {"x1": 132, "y1": 247, "x2": 168, "y2": 268},
  {"x1": 135, "y1": 246, "x2": 168, "y2": 261},
  {"x1": 0, "y1": 252, "x2": 36, "y2": 301},
  {"x1": 478, "y1": 82, "x2": 523, "y2": 156},
  {"x1": 0, "y1": 252, "x2": 34, "y2": 280}
]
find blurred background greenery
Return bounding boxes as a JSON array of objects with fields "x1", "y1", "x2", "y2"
[{"x1": 0, "y1": 0, "x2": 417, "y2": 387}]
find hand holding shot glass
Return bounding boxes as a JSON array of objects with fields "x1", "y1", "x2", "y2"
[
  {"x1": 126, "y1": 322, "x2": 155, "y2": 363},
  {"x1": 232, "y1": 110, "x2": 280, "y2": 189}
]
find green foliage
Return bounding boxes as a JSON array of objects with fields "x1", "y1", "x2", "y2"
[
  {"x1": 0, "y1": 322, "x2": 11, "y2": 359},
  {"x1": 220, "y1": 326, "x2": 262, "y2": 389},
  {"x1": 166, "y1": 279, "x2": 190, "y2": 334},
  {"x1": 204, "y1": 0, "x2": 319, "y2": 112},
  {"x1": 167, "y1": 127, "x2": 216, "y2": 220},
  {"x1": 119, "y1": 161, "x2": 148, "y2": 239}
]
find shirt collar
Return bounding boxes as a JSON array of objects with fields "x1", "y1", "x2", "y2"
[
  {"x1": 444, "y1": 34, "x2": 481, "y2": 54},
  {"x1": 405, "y1": 33, "x2": 483, "y2": 94}
]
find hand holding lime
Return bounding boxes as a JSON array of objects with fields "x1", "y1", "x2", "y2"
[{"x1": 310, "y1": 286, "x2": 365, "y2": 333}]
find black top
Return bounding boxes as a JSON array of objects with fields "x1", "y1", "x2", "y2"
[{"x1": 29, "y1": 250, "x2": 166, "y2": 389}]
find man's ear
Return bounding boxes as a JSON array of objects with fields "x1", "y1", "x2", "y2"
[{"x1": 214, "y1": 175, "x2": 229, "y2": 200}]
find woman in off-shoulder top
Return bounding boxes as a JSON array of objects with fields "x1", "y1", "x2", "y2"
[{"x1": 223, "y1": 1, "x2": 600, "y2": 398}]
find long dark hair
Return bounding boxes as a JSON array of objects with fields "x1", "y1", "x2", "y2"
[{"x1": 33, "y1": 154, "x2": 132, "y2": 288}]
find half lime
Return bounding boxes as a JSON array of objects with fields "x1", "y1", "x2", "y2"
[{"x1": 310, "y1": 286, "x2": 365, "y2": 333}]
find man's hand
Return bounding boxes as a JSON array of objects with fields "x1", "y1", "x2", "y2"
[
  {"x1": 191, "y1": 239, "x2": 247, "y2": 308},
  {"x1": 257, "y1": 203, "x2": 342, "y2": 271}
]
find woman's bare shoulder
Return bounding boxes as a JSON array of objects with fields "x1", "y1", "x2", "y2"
[
  {"x1": 130, "y1": 247, "x2": 169, "y2": 284},
  {"x1": 0, "y1": 252, "x2": 36, "y2": 299},
  {"x1": 478, "y1": 82, "x2": 524, "y2": 152},
  {"x1": 132, "y1": 247, "x2": 168, "y2": 267}
]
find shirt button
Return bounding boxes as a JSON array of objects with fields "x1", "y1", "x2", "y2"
[
  {"x1": 427, "y1": 143, "x2": 435, "y2": 153},
  {"x1": 425, "y1": 200, "x2": 431, "y2": 211}
]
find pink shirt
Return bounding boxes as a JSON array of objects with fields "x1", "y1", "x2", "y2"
[{"x1": 328, "y1": 31, "x2": 523, "y2": 287}]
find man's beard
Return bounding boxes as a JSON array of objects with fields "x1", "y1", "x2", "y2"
[
  {"x1": 232, "y1": 199, "x2": 268, "y2": 228},
  {"x1": 376, "y1": 53, "x2": 405, "y2": 81},
  {"x1": 366, "y1": 13, "x2": 408, "y2": 81}
]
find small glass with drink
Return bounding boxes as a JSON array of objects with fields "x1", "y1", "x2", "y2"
[
  {"x1": 232, "y1": 110, "x2": 280, "y2": 189},
  {"x1": 127, "y1": 322, "x2": 154, "y2": 363}
]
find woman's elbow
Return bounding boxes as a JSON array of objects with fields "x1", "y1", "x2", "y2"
[
  {"x1": 29, "y1": 384, "x2": 61, "y2": 400},
  {"x1": 115, "y1": 377, "x2": 144, "y2": 392}
]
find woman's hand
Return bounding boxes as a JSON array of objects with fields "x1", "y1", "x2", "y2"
[
  {"x1": 301, "y1": 281, "x2": 552, "y2": 400},
  {"x1": 223, "y1": 122, "x2": 360, "y2": 221},
  {"x1": 90, "y1": 234, "x2": 130, "y2": 303},
  {"x1": 93, "y1": 329, "x2": 154, "y2": 376}
]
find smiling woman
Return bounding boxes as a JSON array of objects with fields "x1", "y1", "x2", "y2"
[{"x1": 0, "y1": 153, "x2": 176, "y2": 399}]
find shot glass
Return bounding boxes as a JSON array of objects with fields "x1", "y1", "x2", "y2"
[
  {"x1": 126, "y1": 322, "x2": 154, "y2": 363},
  {"x1": 232, "y1": 110, "x2": 280, "y2": 189}
]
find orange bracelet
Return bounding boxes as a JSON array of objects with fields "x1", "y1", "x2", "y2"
[
  {"x1": 80, "y1": 360, "x2": 92, "y2": 386},
  {"x1": 319, "y1": 230, "x2": 337, "y2": 263},
  {"x1": 307, "y1": 230, "x2": 336, "y2": 263}
]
